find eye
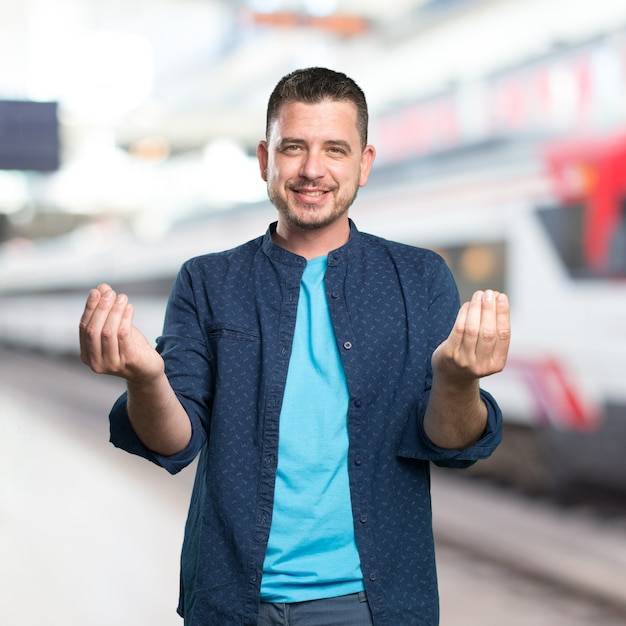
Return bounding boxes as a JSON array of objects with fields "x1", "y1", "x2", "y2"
[{"x1": 327, "y1": 143, "x2": 350, "y2": 156}]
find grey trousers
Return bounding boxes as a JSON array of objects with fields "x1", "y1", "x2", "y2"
[{"x1": 258, "y1": 591, "x2": 374, "y2": 626}]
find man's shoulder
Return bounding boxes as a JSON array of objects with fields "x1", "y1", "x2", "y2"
[
  {"x1": 357, "y1": 229, "x2": 445, "y2": 267},
  {"x1": 182, "y1": 233, "x2": 265, "y2": 271}
]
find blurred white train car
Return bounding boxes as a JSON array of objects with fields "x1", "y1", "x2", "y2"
[{"x1": 1, "y1": 132, "x2": 624, "y2": 497}]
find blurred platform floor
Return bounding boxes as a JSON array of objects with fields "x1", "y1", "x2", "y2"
[{"x1": 0, "y1": 363, "x2": 193, "y2": 625}]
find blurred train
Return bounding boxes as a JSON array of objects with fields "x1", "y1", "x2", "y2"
[{"x1": 0, "y1": 132, "x2": 625, "y2": 498}]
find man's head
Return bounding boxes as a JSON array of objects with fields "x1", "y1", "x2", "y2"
[
  {"x1": 257, "y1": 67, "x2": 375, "y2": 245},
  {"x1": 265, "y1": 67, "x2": 369, "y2": 150}
]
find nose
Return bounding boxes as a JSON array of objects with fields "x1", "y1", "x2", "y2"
[{"x1": 299, "y1": 147, "x2": 326, "y2": 180}]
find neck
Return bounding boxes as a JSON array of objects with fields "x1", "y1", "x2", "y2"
[{"x1": 273, "y1": 219, "x2": 350, "y2": 260}]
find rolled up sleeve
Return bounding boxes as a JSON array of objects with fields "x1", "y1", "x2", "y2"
[
  {"x1": 109, "y1": 391, "x2": 206, "y2": 475},
  {"x1": 397, "y1": 388, "x2": 503, "y2": 468}
]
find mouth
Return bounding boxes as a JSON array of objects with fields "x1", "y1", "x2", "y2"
[
  {"x1": 291, "y1": 187, "x2": 331, "y2": 203},
  {"x1": 298, "y1": 190, "x2": 326, "y2": 196}
]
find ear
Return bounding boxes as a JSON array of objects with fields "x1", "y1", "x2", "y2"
[
  {"x1": 257, "y1": 141, "x2": 269, "y2": 181},
  {"x1": 358, "y1": 144, "x2": 376, "y2": 187}
]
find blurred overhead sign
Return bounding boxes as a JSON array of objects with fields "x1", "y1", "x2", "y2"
[
  {"x1": 0, "y1": 100, "x2": 60, "y2": 172},
  {"x1": 247, "y1": 11, "x2": 369, "y2": 36}
]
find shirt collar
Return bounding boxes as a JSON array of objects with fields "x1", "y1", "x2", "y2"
[{"x1": 262, "y1": 220, "x2": 361, "y2": 267}]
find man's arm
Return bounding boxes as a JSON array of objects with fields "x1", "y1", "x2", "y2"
[
  {"x1": 79, "y1": 283, "x2": 192, "y2": 456},
  {"x1": 423, "y1": 289, "x2": 510, "y2": 450}
]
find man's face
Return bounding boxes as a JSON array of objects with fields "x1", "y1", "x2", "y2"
[{"x1": 257, "y1": 99, "x2": 375, "y2": 231}]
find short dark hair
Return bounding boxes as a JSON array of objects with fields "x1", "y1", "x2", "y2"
[{"x1": 265, "y1": 67, "x2": 369, "y2": 148}]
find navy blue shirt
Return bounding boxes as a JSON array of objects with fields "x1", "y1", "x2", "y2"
[{"x1": 109, "y1": 221, "x2": 503, "y2": 625}]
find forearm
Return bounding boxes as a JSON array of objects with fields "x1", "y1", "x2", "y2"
[
  {"x1": 423, "y1": 377, "x2": 487, "y2": 450},
  {"x1": 126, "y1": 373, "x2": 192, "y2": 456}
]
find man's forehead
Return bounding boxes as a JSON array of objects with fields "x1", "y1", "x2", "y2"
[
  {"x1": 274, "y1": 98, "x2": 357, "y2": 118},
  {"x1": 269, "y1": 99, "x2": 359, "y2": 139}
]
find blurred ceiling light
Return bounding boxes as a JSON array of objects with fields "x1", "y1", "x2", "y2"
[
  {"x1": 303, "y1": 0, "x2": 339, "y2": 17},
  {"x1": 248, "y1": 0, "x2": 284, "y2": 13},
  {"x1": 60, "y1": 31, "x2": 154, "y2": 123}
]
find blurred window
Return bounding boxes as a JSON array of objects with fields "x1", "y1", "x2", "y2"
[{"x1": 432, "y1": 241, "x2": 507, "y2": 303}]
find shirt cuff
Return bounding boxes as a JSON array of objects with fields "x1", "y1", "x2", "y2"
[
  {"x1": 397, "y1": 388, "x2": 503, "y2": 467},
  {"x1": 109, "y1": 392, "x2": 203, "y2": 474}
]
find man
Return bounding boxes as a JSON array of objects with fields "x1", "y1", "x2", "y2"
[{"x1": 79, "y1": 67, "x2": 509, "y2": 625}]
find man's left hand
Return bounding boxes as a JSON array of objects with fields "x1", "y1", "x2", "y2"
[{"x1": 433, "y1": 290, "x2": 511, "y2": 382}]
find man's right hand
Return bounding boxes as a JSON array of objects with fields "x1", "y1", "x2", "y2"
[
  {"x1": 79, "y1": 283, "x2": 192, "y2": 456},
  {"x1": 79, "y1": 283, "x2": 164, "y2": 383}
]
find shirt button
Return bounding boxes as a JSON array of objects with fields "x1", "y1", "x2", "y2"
[
  {"x1": 343, "y1": 341, "x2": 352, "y2": 350},
  {"x1": 369, "y1": 572, "x2": 377, "y2": 582},
  {"x1": 360, "y1": 514, "x2": 368, "y2": 523},
  {"x1": 354, "y1": 457, "x2": 362, "y2": 466},
  {"x1": 354, "y1": 398, "x2": 362, "y2": 408},
  {"x1": 331, "y1": 291, "x2": 340, "y2": 299},
  {"x1": 332, "y1": 252, "x2": 340, "y2": 260}
]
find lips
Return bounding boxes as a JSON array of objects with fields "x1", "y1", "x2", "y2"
[
  {"x1": 291, "y1": 186, "x2": 332, "y2": 204},
  {"x1": 293, "y1": 187, "x2": 328, "y2": 196}
]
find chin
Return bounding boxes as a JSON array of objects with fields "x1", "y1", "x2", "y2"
[{"x1": 292, "y1": 211, "x2": 344, "y2": 230}]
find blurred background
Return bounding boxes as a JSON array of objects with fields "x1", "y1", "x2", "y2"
[{"x1": 1, "y1": 0, "x2": 626, "y2": 624}]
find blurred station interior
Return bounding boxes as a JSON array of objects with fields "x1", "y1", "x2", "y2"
[
  {"x1": 2, "y1": 0, "x2": 626, "y2": 494},
  {"x1": 2, "y1": 2, "x2": 626, "y2": 624}
]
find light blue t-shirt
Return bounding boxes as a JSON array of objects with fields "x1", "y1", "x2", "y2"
[{"x1": 260, "y1": 255, "x2": 364, "y2": 602}]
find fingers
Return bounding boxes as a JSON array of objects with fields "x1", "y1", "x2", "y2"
[
  {"x1": 79, "y1": 284, "x2": 132, "y2": 372},
  {"x1": 105, "y1": 294, "x2": 138, "y2": 366},
  {"x1": 453, "y1": 289, "x2": 510, "y2": 377},
  {"x1": 466, "y1": 290, "x2": 497, "y2": 360},
  {"x1": 493, "y1": 291, "x2": 511, "y2": 367},
  {"x1": 79, "y1": 286, "x2": 108, "y2": 365}
]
